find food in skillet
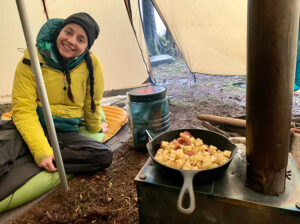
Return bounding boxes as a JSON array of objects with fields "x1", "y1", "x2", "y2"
[{"x1": 154, "y1": 131, "x2": 232, "y2": 170}]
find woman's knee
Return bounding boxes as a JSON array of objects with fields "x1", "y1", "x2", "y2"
[{"x1": 101, "y1": 148, "x2": 113, "y2": 168}]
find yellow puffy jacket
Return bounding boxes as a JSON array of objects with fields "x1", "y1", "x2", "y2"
[{"x1": 12, "y1": 49, "x2": 104, "y2": 165}]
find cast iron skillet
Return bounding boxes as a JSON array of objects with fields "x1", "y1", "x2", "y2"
[{"x1": 146, "y1": 128, "x2": 237, "y2": 215}]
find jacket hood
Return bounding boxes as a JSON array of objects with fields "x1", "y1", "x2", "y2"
[
  {"x1": 36, "y1": 18, "x2": 64, "y2": 45},
  {"x1": 36, "y1": 18, "x2": 86, "y2": 71}
]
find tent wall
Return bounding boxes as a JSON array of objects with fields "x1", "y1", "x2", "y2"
[
  {"x1": 0, "y1": 0, "x2": 45, "y2": 103},
  {"x1": 152, "y1": 0, "x2": 247, "y2": 75},
  {"x1": 0, "y1": 0, "x2": 150, "y2": 104},
  {"x1": 131, "y1": 0, "x2": 153, "y2": 78}
]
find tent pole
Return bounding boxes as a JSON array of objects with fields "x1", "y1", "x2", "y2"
[{"x1": 15, "y1": 0, "x2": 69, "y2": 191}]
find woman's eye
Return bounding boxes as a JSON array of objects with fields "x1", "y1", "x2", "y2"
[{"x1": 78, "y1": 38, "x2": 86, "y2": 43}]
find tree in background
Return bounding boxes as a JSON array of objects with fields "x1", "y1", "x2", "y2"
[
  {"x1": 142, "y1": 0, "x2": 159, "y2": 56},
  {"x1": 157, "y1": 30, "x2": 181, "y2": 57}
]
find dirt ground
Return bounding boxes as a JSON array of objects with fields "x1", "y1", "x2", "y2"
[{"x1": 3, "y1": 57, "x2": 300, "y2": 223}]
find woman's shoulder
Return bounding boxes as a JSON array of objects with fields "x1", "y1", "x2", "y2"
[
  {"x1": 89, "y1": 52, "x2": 102, "y2": 67},
  {"x1": 18, "y1": 48, "x2": 46, "y2": 66},
  {"x1": 88, "y1": 51, "x2": 98, "y2": 59}
]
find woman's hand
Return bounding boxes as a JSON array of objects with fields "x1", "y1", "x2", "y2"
[
  {"x1": 38, "y1": 155, "x2": 57, "y2": 172},
  {"x1": 101, "y1": 122, "x2": 109, "y2": 133}
]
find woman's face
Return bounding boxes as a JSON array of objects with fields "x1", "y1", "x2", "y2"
[{"x1": 56, "y1": 23, "x2": 88, "y2": 61}]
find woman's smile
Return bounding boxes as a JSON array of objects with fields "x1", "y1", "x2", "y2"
[{"x1": 56, "y1": 23, "x2": 88, "y2": 60}]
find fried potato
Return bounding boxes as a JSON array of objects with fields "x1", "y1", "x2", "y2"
[{"x1": 154, "y1": 131, "x2": 231, "y2": 170}]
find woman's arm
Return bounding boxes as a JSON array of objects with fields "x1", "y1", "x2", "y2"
[{"x1": 12, "y1": 57, "x2": 54, "y2": 166}]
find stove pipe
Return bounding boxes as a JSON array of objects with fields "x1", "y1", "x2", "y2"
[{"x1": 246, "y1": 0, "x2": 300, "y2": 195}]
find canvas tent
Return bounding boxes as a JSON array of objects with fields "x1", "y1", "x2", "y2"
[
  {"x1": 0, "y1": 0, "x2": 248, "y2": 104},
  {"x1": 152, "y1": 0, "x2": 247, "y2": 75},
  {"x1": 0, "y1": 0, "x2": 152, "y2": 104},
  {"x1": 1, "y1": 0, "x2": 299, "y2": 219}
]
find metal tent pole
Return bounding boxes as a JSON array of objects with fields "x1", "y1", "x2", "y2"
[{"x1": 15, "y1": 0, "x2": 69, "y2": 191}]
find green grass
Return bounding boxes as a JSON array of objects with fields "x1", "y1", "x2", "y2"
[
  {"x1": 206, "y1": 82, "x2": 213, "y2": 87},
  {"x1": 152, "y1": 57, "x2": 190, "y2": 79},
  {"x1": 198, "y1": 98, "x2": 209, "y2": 103},
  {"x1": 170, "y1": 99, "x2": 195, "y2": 107}
]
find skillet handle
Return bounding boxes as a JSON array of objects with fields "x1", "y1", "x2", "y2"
[
  {"x1": 145, "y1": 129, "x2": 153, "y2": 141},
  {"x1": 177, "y1": 172, "x2": 196, "y2": 214}
]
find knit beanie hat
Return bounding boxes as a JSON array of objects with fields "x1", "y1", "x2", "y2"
[{"x1": 61, "y1": 12, "x2": 100, "y2": 49}]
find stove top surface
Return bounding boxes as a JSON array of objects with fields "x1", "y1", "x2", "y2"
[{"x1": 135, "y1": 148, "x2": 300, "y2": 214}]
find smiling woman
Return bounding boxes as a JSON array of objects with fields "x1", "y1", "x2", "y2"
[{"x1": 9, "y1": 12, "x2": 113, "y2": 175}]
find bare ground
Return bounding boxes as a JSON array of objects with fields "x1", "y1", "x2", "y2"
[{"x1": 1, "y1": 57, "x2": 300, "y2": 223}]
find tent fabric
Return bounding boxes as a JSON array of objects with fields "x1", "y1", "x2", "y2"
[
  {"x1": 0, "y1": 0, "x2": 150, "y2": 104},
  {"x1": 1, "y1": 0, "x2": 250, "y2": 104},
  {"x1": 152, "y1": 0, "x2": 247, "y2": 75},
  {"x1": 131, "y1": 0, "x2": 153, "y2": 79},
  {"x1": 0, "y1": 0, "x2": 45, "y2": 104}
]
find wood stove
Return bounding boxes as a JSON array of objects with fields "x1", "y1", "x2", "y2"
[{"x1": 134, "y1": 147, "x2": 300, "y2": 224}]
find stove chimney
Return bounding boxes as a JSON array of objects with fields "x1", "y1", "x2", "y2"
[{"x1": 246, "y1": 0, "x2": 300, "y2": 194}]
